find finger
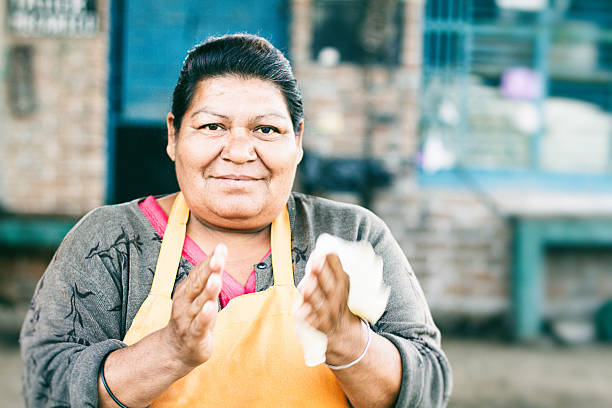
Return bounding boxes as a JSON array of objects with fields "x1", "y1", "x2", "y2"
[
  {"x1": 184, "y1": 261, "x2": 214, "y2": 302},
  {"x1": 300, "y1": 280, "x2": 331, "y2": 332},
  {"x1": 310, "y1": 253, "x2": 352, "y2": 334},
  {"x1": 299, "y1": 273, "x2": 317, "y2": 298},
  {"x1": 326, "y1": 253, "x2": 346, "y2": 282},
  {"x1": 186, "y1": 244, "x2": 227, "y2": 302},
  {"x1": 297, "y1": 298, "x2": 322, "y2": 328},
  {"x1": 303, "y1": 283, "x2": 327, "y2": 315},
  {"x1": 313, "y1": 253, "x2": 342, "y2": 301},
  {"x1": 301, "y1": 254, "x2": 337, "y2": 315},
  {"x1": 188, "y1": 272, "x2": 222, "y2": 318},
  {"x1": 190, "y1": 300, "x2": 218, "y2": 338},
  {"x1": 209, "y1": 243, "x2": 227, "y2": 272},
  {"x1": 302, "y1": 301, "x2": 332, "y2": 333},
  {"x1": 295, "y1": 301, "x2": 312, "y2": 322},
  {"x1": 186, "y1": 244, "x2": 226, "y2": 315},
  {"x1": 300, "y1": 249, "x2": 328, "y2": 296},
  {"x1": 300, "y1": 275, "x2": 328, "y2": 320}
]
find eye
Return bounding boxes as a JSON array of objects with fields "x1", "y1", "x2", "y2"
[
  {"x1": 200, "y1": 123, "x2": 223, "y2": 131},
  {"x1": 255, "y1": 126, "x2": 280, "y2": 135}
]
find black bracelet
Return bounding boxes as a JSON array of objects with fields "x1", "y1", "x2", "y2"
[{"x1": 100, "y1": 353, "x2": 129, "y2": 408}]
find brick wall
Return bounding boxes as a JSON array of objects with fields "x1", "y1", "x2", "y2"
[
  {"x1": 292, "y1": 0, "x2": 513, "y2": 317},
  {"x1": 0, "y1": 4, "x2": 8, "y2": 201},
  {"x1": 374, "y1": 186, "x2": 512, "y2": 317},
  {"x1": 546, "y1": 248, "x2": 612, "y2": 318},
  {"x1": 291, "y1": 0, "x2": 612, "y2": 325},
  {"x1": 1, "y1": 0, "x2": 610, "y2": 331},
  {"x1": 0, "y1": 0, "x2": 109, "y2": 216}
]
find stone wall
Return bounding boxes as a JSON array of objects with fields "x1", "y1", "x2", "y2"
[
  {"x1": 291, "y1": 0, "x2": 511, "y2": 318},
  {"x1": 0, "y1": 0, "x2": 610, "y2": 332},
  {"x1": 0, "y1": 0, "x2": 109, "y2": 216},
  {"x1": 291, "y1": 0, "x2": 612, "y2": 326}
]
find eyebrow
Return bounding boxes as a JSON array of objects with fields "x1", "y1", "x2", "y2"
[
  {"x1": 191, "y1": 109, "x2": 289, "y2": 121},
  {"x1": 252, "y1": 113, "x2": 288, "y2": 121},
  {"x1": 190, "y1": 109, "x2": 230, "y2": 119}
]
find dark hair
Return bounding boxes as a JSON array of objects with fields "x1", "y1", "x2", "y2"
[{"x1": 171, "y1": 33, "x2": 303, "y2": 133}]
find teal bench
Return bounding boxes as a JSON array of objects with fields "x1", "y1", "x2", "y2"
[
  {"x1": 512, "y1": 216, "x2": 612, "y2": 340},
  {"x1": 0, "y1": 216, "x2": 76, "y2": 250}
]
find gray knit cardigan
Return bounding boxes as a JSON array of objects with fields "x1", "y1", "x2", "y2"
[{"x1": 20, "y1": 192, "x2": 452, "y2": 407}]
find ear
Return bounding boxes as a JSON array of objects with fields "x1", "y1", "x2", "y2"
[
  {"x1": 295, "y1": 120, "x2": 304, "y2": 165},
  {"x1": 166, "y1": 113, "x2": 177, "y2": 162}
]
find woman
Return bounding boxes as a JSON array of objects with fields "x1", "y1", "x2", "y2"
[{"x1": 21, "y1": 34, "x2": 451, "y2": 407}]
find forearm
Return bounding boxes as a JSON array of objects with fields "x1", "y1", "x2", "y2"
[
  {"x1": 98, "y1": 329, "x2": 192, "y2": 408},
  {"x1": 99, "y1": 246, "x2": 225, "y2": 407},
  {"x1": 326, "y1": 317, "x2": 402, "y2": 408}
]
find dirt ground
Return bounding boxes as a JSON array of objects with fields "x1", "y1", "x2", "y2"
[
  {"x1": 0, "y1": 341, "x2": 22, "y2": 407},
  {"x1": 1, "y1": 337, "x2": 611, "y2": 407},
  {"x1": 444, "y1": 337, "x2": 612, "y2": 408}
]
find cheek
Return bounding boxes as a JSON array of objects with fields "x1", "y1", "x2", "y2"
[
  {"x1": 176, "y1": 138, "x2": 220, "y2": 170},
  {"x1": 262, "y1": 145, "x2": 300, "y2": 178}
]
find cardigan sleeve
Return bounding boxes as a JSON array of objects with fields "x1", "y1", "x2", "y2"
[
  {"x1": 369, "y1": 219, "x2": 453, "y2": 408},
  {"x1": 19, "y1": 206, "x2": 144, "y2": 407},
  {"x1": 288, "y1": 192, "x2": 453, "y2": 407}
]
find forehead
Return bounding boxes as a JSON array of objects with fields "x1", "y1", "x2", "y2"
[{"x1": 189, "y1": 75, "x2": 290, "y2": 117}]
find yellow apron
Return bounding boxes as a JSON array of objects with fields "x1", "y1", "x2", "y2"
[{"x1": 123, "y1": 193, "x2": 348, "y2": 407}]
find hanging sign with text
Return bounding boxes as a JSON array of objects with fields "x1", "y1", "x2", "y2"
[{"x1": 7, "y1": 0, "x2": 98, "y2": 37}]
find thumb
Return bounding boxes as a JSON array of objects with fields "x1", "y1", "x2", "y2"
[{"x1": 209, "y1": 243, "x2": 227, "y2": 273}]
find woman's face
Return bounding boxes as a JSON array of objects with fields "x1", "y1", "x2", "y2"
[{"x1": 166, "y1": 75, "x2": 303, "y2": 230}]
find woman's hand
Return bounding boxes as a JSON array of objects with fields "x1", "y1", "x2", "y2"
[
  {"x1": 296, "y1": 252, "x2": 403, "y2": 408},
  {"x1": 297, "y1": 252, "x2": 364, "y2": 365},
  {"x1": 161, "y1": 243, "x2": 227, "y2": 369},
  {"x1": 98, "y1": 244, "x2": 227, "y2": 407}
]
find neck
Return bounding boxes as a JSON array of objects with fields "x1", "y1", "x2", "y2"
[
  {"x1": 190, "y1": 212, "x2": 270, "y2": 236},
  {"x1": 187, "y1": 213, "x2": 270, "y2": 262},
  {"x1": 158, "y1": 193, "x2": 272, "y2": 267},
  {"x1": 188, "y1": 212, "x2": 272, "y2": 284},
  {"x1": 188, "y1": 212, "x2": 271, "y2": 248},
  {"x1": 158, "y1": 192, "x2": 273, "y2": 285}
]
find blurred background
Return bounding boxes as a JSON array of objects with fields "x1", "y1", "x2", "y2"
[{"x1": 1, "y1": 0, "x2": 612, "y2": 406}]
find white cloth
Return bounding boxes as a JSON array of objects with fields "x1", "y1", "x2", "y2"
[{"x1": 294, "y1": 233, "x2": 390, "y2": 366}]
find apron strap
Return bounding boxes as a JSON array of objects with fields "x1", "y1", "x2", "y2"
[
  {"x1": 270, "y1": 206, "x2": 294, "y2": 286},
  {"x1": 151, "y1": 195, "x2": 294, "y2": 295},
  {"x1": 150, "y1": 192, "x2": 189, "y2": 297}
]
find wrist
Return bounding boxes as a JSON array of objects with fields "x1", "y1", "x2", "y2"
[
  {"x1": 155, "y1": 328, "x2": 198, "y2": 377},
  {"x1": 325, "y1": 314, "x2": 366, "y2": 366},
  {"x1": 326, "y1": 319, "x2": 372, "y2": 371}
]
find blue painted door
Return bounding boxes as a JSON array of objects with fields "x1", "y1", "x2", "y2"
[
  {"x1": 109, "y1": 0, "x2": 289, "y2": 203},
  {"x1": 120, "y1": 0, "x2": 289, "y2": 123}
]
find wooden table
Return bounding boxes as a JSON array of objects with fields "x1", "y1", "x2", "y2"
[{"x1": 512, "y1": 216, "x2": 612, "y2": 340}]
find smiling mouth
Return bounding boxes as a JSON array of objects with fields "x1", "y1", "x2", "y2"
[
  {"x1": 213, "y1": 174, "x2": 261, "y2": 181},
  {"x1": 210, "y1": 175, "x2": 263, "y2": 188}
]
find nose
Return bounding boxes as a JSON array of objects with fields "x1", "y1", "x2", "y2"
[{"x1": 220, "y1": 127, "x2": 257, "y2": 163}]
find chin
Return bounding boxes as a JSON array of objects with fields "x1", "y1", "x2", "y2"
[{"x1": 209, "y1": 196, "x2": 266, "y2": 220}]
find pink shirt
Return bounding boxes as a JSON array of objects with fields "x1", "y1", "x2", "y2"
[{"x1": 139, "y1": 196, "x2": 266, "y2": 308}]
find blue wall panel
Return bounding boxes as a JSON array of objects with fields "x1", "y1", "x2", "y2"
[{"x1": 120, "y1": 0, "x2": 289, "y2": 123}]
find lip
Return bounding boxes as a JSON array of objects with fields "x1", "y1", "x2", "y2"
[
  {"x1": 213, "y1": 174, "x2": 260, "y2": 181},
  {"x1": 210, "y1": 174, "x2": 263, "y2": 189}
]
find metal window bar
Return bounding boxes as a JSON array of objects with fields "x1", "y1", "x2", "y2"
[
  {"x1": 422, "y1": 0, "x2": 612, "y2": 176},
  {"x1": 423, "y1": 0, "x2": 473, "y2": 166}
]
